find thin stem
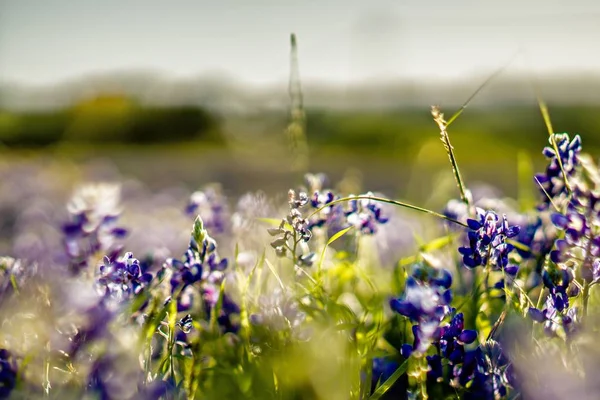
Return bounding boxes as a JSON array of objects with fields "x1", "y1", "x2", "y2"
[
  {"x1": 582, "y1": 281, "x2": 590, "y2": 323},
  {"x1": 432, "y1": 106, "x2": 470, "y2": 206},
  {"x1": 308, "y1": 196, "x2": 468, "y2": 228}
]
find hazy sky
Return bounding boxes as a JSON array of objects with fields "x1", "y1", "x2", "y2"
[{"x1": 1, "y1": 0, "x2": 600, "y2": 85}]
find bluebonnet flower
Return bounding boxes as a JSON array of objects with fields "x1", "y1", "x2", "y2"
[
  {"x1": 535, "y1": 133, "x2": 582, "y2": 210},
  {"x1": 307, "y1": 189, "x2": 347, "y2": 235},
  {"x1": 453, "y1": 340, "x2": 514, "y2": 400},
  {"x1": 185, "y1": 184, "x2": 229, "y2": 235},
  {"x1": 62, "y1": 183, "x2": 128, "y2": 273},
  {"x1": 303, "y1": 171, "x2": 389, "y2": 236},
  {"x1": 390, "y1": 263, "x2": 453, "y2": 354},
  {"x1": 96, "y1": 252, "x2": 153, "y2": 304},
  {"x1": 269, "y1": 190, "x2": 315, "y2": 266},
  {"x1": 0, "y1": 349, "x2": 17, "y2": 399},
  {"x1": 550, "y1": 178, "x2": 600, "y2": 282},
  {"x1": 515, "y1": 215, "x2": 556, "y2": 261},
  {"x1": 529, "y1": 295, "x2": 579, "y2": 339},
  {"x1": 528, "y1": 267, "x2": 579, "y2": 338},
  {"x1": 438, "y1": 313, "x2": 478, "y2": 366},
  {"x1": 168, "y1": 216, "x2": 239, "y2": 332},
  {"x1": 344, "y1": 193, "x2": 389, "y2": 235},
  {"x1": 458, "y1": 208, "x2": 520, "y2": 270}
]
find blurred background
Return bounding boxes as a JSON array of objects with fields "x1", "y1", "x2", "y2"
[{"x1": 1, "y1": 0, "x2": 600, "y2": 203}]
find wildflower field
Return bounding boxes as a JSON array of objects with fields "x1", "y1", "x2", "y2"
[{"x1": 2, "y1": 40, "x2": 600, "y2": 400}]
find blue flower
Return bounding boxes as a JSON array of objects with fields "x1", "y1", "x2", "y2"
[
  {"x1": 535, "y1": 133, "x2": 582, "y2": 210},
  {"x1": 390, "y1": 264, "x2": 453, "y2": 355},
  {"x1": 438, "y1": 313, "x2": 478, "y2": 365},
  {"x1": 458, "y1": 208, "x2": 520, "y2": 270},
  {"x1": 0, "y1": 349, "x2": 17, "y2": 399},
  {"x1": 97, "y1": 252, "x2": 152, "y2": 303},
  {"x1": 345, "y1": 192, "x2": 389, "y2": 235},
  {"x1": 62, "y1": 184, "x2": 127, "y2": 274}
]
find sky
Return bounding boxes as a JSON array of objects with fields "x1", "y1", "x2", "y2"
[{"x1": 1, "y1": 0, "x2": 600, "y2": 86}]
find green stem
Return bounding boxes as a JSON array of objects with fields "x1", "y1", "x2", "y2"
[
  {"x1": 582, "y1": 281, "x2": 590, "y2": 323},
  {"x1": 308, "y1": 196, "x2": 468, "y2": 228}
]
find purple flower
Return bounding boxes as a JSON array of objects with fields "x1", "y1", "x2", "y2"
[
  {"x1": 550, "y1": 183, "x2": 600, "y2": 282},
  {"x1": 390, "y1": 263, "x2": 453, "y2": 355},
  {"x1": 0, "y1": 349, "x2": 17, "y2": 399},
  {"x1": 458, "y1": 208, "x2": 520, "y2": 270},
  {"x1": 438, "y1": 313, "x2": 478, "y2": 365},
  {"x1": 535, "y1": 133, "x2": 582, "y2": 210},
  {"x1": 344, "y1": 192, "x2": 389, "y2": 235},
  {"x1": 97, "y1": 252, "x2": 152, "y2": 303},
  {"x1": 62, "y1": 184, "x2": 127, "y2": 274}
]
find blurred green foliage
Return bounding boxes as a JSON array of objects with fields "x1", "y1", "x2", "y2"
[
  {"x1": 0, "y1": 95, "x2": 223, "y2": 147},
  {"x1": 4, "y1": 99, "x2": 600, "y2": 158}
]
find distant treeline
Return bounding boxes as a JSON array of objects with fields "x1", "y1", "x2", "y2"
[
  {"x1": 0, "y1": 95, "x2": 223, "y2": 147},
  {"x1": 1, "y1": 94, "x2": 600, "y2": 153}
]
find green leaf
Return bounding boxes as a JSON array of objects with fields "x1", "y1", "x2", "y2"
[{"x1": 369, "y1": 359, "x2": 408, "y2": 400}]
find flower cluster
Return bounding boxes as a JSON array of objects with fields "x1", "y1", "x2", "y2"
[
  {"x1": 528, "y1": 268, "x2": 578, "y2": 338},
  {"x1": 454, "y1": 340, "x2": 514, "y2": 400},
  {"x1": 268, "y1": 189, "x2": 315, "y2": 267},
  {"x1": 62, "y1": 184, "x2": 128, "y2": 273},
  {"x1": 167, "y1": 216, "x2": 239, "y2": 332},
  {"x1": 390, "y1": 263, "x2": 453, "y2": 354},
  {"x1": 308, "y1": 190, "x2": 389, "y2": 235},
  {"x1": 535, "y1": 133, "x2": 582, "y2": 210},
  {"x1": 550, "y1": 177, "x2": 600, "y2": 281},
  {"x1": 458, "y1": 208, "x2": 520, "y2": 271},
  {"x1": 96, "y1": 252, "x2": 153, "y2": 304}
]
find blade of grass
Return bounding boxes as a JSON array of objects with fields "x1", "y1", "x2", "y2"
[
  {"x1": 432, "y1": 106, "x2": 469, "y2": 205},
  {"x1": 264, "y1": 259, "x2": 286, "y2": 291},
  {"x1": 531, "y1": 79, "x2": 572, "y2": 194},
  {"x1": 445, "y1": 54, "x2": 518, "y2": 127},
  {"x1": 318, "y1": 226, "x2": 353, "y2": 281},
  {"x1": 369, "y1": 359, "x2": 408, "y2": 400},
  {"x1": 308, "y1": 196, "x2": 468, "y2": 228}
]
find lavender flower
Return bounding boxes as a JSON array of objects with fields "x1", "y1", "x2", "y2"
[{"x1": 535, "y1": 133, "x2": 582, "y2": 210}]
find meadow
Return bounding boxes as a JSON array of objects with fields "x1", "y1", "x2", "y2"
[{"x1": 2, "y1": 42, "x2": 600, "y2": 400}]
